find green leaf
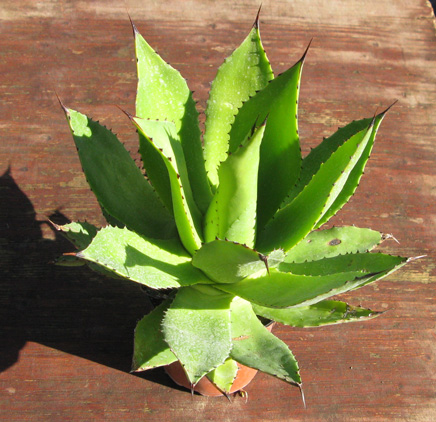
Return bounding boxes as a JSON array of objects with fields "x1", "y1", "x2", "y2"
[
  {"x1": 228, "y1": 51, "x2": 307, "y2": 230},
  {"x1": 217, "y1": 258, "x2": 406, "y2": 308},
  {"x1": 134, "y1": 24, "x2": 212, "y2": 213},
  {"x1": 192, "y1": 239, "x2": 285, "y2": 284},
  {"x1": 192, "y1": 239, "x2": 265, "y2": 284},
  {"x1": 51, "y1": 221, "x2": 98, "y2": 249},
  {"x1": 279, "y1": 252, "x2": 406, "y2": 276},
  {"x1": 230, "y1": 297, "x2": 301, "y2": 385},
  {"x1": 284, "y1": 226, "x2": 383, "y2": 263},
  {"x1": 256, "y1": 122, "x2": 374, "y2": 253},
  {"x1": 207, "y1": 358, "x2": 239, "y2": 394},
  {"x1": 133, "y1": 117, "x2": 203, "y2": 255},
  {"x1": 283, "y1": 107, "x2": 391, "y2": 207},
  {"x1": 162, "y1": 285, "x2": 233, "y2": 385},
  {"x1": 204, "y1": 123, "x2": 266, "y2": 248},
  {"x1": 203, "y1": 22, "x2": 273, "y2": 188},
  {"x1": 64, "y1": 107, "x2": 176, "y2": 239},
  {"x1": 76, "y1": 226, "x2": 209, "y2": 289},
  {"x1": 315, "y1": 113, "x2": 387, "y2": 228},
  {"x1": 253, "y1": 300, "x2": 381, "y2": 327},
  {"x1": 132, "y1": 299, "x2": 177, "y2": 371}
]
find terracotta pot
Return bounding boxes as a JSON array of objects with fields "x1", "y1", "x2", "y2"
[{"x1": 165, "y1": 322, "x2": 274, "y2": 396}]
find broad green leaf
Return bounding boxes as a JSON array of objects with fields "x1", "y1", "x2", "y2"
[
  {"x1": 203, "y1": 22, "x2": 273, "y2": 188},
  {"x1": 76, "y1": 226, "x2": 209, "y2": 289},
  {"x1": 51, "y1": 221, "x2": 98, "y2": 249},
  {"x1": 204, "y1": 124, "x2": 266, "y2": 248},
  {"x1": 256, "y1": 123, "x2": 374, "y2": 253},
  {"x1": 279, "y1": 252, "x2": 406, "y2": 276},
  {"x1": 134, "y1": 24, "x2": 212, "y2": 213},
  {"x1": 228, "y1": 52, "x2": 307, "y2": 230},
  {"x1": 162, "y1": 285, "x2": 233, "y2": 385},
  {"x1": 255, "y1": 62, "x2": 303, "y2": 231},
  {"x1": 284, "y1": 226, "x2": 382, "y2": 263},
  {"x1": 133, "y1": 117, "x2": 203, "y2": 255},
  {"x1": 253, "y1": 300, "x2": 381, "y2": 327},
  {"x1": 64, "y1": 108, "x2": 176, "y2": 239},
  {"x1": 207, "y1": 358, "x2": 239, "y2": 394},
  {"x1": 192, "y1": 240, "x2": 265, "y2": 284},
  {"x1": 132, "y1": 299, "x2": 177, "y2": 371},
  {"x1": 216, "y1": 262, "x2": 405, "y2": 308},
  {"x1": 192, "y1": 239, "x2": 284, "y2": 284},
  {"x1": 230, "y1": 297, "x2": 301, "y2": 385}
]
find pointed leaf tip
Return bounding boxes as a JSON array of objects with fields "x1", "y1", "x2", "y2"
[
  {"x1": 299, "y1": 38, "x2": 313, "y2": 64},
  {"x1": 253, "y1": 4, "x2": 262, "y2": 29},
  {"x1": 116, "y1": 105, "x2": 134, "y2": 120},
  {"x1": 128, "y1": 13, "x2": 139, "y2": 37},
  {"x1": 299, "y1": 384, "x2": 307, "y2": 409},
  {"x1": 380, "y1": 99, "x2": 398, "y2": 116},
  {"x1": 56, "y1": 92, "x2": 69, "y2": 115}
]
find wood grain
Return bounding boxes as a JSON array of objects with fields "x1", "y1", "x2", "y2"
[{"x1": 1, "y1": 0, "x2": 435, "y2": 420}]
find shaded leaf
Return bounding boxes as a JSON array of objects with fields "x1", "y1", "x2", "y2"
[
  {"x1": 253, "y1": 300, "x2": 382, "y2": 327},
  {"x1": 162, "y1": 285, "x2": 233, "y2": 385},
  {"x1": 76, "y1": 226, "x2": 209, "y2": 289},
  {"x1": 132, "y1": 299, "x2": 177, "y2": 371},
  {"x1": 230, "y1": 297, "x2": 301, "y2": 385},
  {"x1": 228, "y1": 52, "x2": 307, "y2": 230},
  {"x1": 134, "y1": 117, "x2": 203, "y2": 255},
  {"x1": 64, "y1": 107, "x2": 176, "y2": 239},
  {"x1": 51, "y1": 221, "x2": 98, "y2": 249},
  {"x1": 192, "y1": 239, "x2": 285, "y2": 284},
  {"x1": 192, "y1": 239, "x2": 265, "y2": 284},
  {"x1": 204, "y1": 124, "x2": 266, "y2": 248},
  {"x1": 207, "y1": 358, "x2": 239, "y2": 394}
]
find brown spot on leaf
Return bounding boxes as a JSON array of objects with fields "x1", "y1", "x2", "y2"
[
  {"x1": 232, "y1": 335, "x2": 251, "y2": 341},
  {"x1": 329, "y1": 238, "x2": 341, "y2": 246}
]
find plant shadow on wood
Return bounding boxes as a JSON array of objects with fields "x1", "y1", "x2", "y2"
[{"x1": 0, "y1": 167, "x2": 183, "y2": 391}]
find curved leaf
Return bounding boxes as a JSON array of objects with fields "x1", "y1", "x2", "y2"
[
  {"x1": 315, "y1": 112, "x2": 387, "y2": 228},
  {"x1": 284, "y1": 226, "x2": 383, "y2": 263},
  {"x1": 76, "y1": 226, "x2": 209, "y2": 289},
  {"x1": 253, "y1": 300, "x2": 382, "y2": 327},
  {"x1": 192, "y1": 239, "x2": 265, "y2": 284},
  {"x1": 279, "y1": 252, "x2": 406, "y2": 276},
  {"x1": 192, "y1": 239, "x2": 285, "y2": 284},
  {"x1": 204, "y1": 123, "x2": 266, "y2": 247},
  {"x1": 132, "y1": 299, "x2": 177, "y2": 371},
  {"x1": 64, "y1": 107, "x2": 176, "y2": 239},
  {"x1": 282, "y1": 110, "x2": 387, "y2": 208},
  {"x1": 217, "y1": 258, "x2": 406, "y2": 308},
  {"x1": 256, "y1": 123, "x2": 374, "y2": 253},
  {"x1": 162, "y1": 285, "x2": 233, "y2": 385},
  {"x1": 133, "y1": 117, "x2": 203, "y2": 255},
  {"x1": 51, "y1": 221, "x2": 98, "y2": 249},
  {"x1": 134, "y1": 24, "x2": 212, "y2": 213},
  {"x1": 203, "y1": 21, "x2": 273, "y2": 188},
  {"x1": 207, "y1": 358, "x2": 239, "y2": 394},
  {"x1": 230, "y1": 297, "x2": 301, "y2": 386}
]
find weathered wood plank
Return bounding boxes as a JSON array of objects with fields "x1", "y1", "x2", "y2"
[{"x1": 0, "y1": 0, "x2": 435, "y2": 420}]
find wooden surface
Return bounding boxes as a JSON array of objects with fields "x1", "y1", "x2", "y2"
[{"x1": 1, "y1": 0, "x2": 435, "y2": 420}]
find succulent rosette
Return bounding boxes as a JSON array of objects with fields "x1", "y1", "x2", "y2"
[{"x1": 55, "y1": 13, "x2": 409, "y2": 396}]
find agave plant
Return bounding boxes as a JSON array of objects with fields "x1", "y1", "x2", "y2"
[{"x1": 56, "y1": 13, "x2": 410, "y2": 398}]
